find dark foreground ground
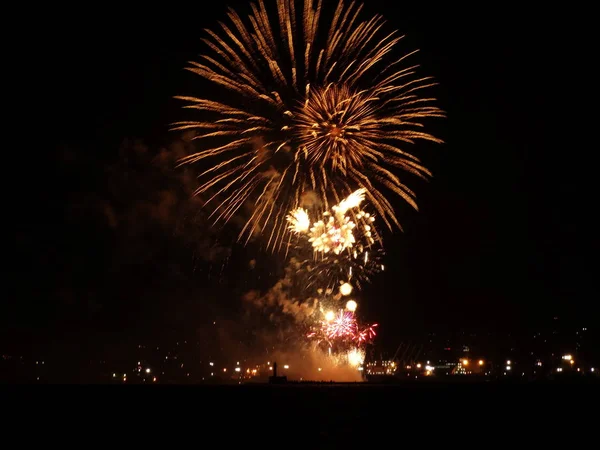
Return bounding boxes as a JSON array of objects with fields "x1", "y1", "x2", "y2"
[{"x1": 5, "y1": 379, "x2": 598, "y2": 443}]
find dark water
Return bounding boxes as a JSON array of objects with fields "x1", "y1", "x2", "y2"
[{"x1": 5, "y1": 380, "x2": 594, "y2": 441}]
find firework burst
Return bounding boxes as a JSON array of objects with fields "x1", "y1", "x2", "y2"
[
  {"x1": 307, "y1": 309, "x2": 378, "y2": 348},
  {"x1": 287, "y1": 187, "x2": 383, "y2": 291},
  {"x1": 173, "y1": 0, "x2": 444, "y2": 251}
]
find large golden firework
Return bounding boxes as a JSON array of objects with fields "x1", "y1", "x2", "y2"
[{"x1": 173, "y1": 0, "x2": 444, "y2": 251}]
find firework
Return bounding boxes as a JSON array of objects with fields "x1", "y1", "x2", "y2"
[
  {"x1": 173, "y1": 0, "x2": 444, "y2": 251},
  {"x1": 290, "y1": 190, "x2": 379, "y2": 356},
  {"x1": 307, "y1": 309, "x2": 378, "y2": 348},
  {"x1": 287, "y1": 187, "x2": 373, "y2": 255},
  {"x1": 287, "y1": 188, "x2": 383, "y2": 291}
]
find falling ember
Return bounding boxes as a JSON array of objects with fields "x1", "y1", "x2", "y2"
[{"x1": 173, "y1": 0, "x2": 444, "y2": 252}]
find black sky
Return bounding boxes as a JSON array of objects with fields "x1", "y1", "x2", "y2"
[{"x1": 8, "y1": 2, "x2": 596, "y2": 351}]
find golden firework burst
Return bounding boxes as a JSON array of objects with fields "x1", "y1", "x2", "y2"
[{"x1": 172, "y1": 0, "x2": 444, "y2": 251}]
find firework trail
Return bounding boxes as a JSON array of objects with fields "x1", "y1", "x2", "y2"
[{"x1": 173, "y1": 0, "x2": 444, "y2": 251}]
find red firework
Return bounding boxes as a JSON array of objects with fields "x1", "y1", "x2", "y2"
[{"x1": 308, "y1": 310, "x2": 378, "y2": 346}]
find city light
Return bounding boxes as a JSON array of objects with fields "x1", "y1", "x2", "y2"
[{"x1": 8, "y1": 318, "x2": 592, "y2": 383}]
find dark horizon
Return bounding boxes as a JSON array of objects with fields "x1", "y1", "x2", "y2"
[{"x1": 7, "y1": 2, "x2": 596, "y2": 359}]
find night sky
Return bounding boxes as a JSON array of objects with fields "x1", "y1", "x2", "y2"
[{"x1": 7, "y1": 2, "x2": 596, "y2": 355}]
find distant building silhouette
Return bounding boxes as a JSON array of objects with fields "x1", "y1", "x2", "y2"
[{"x1": 269, "y1": 361, "x2": 287, "y2": 384}]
